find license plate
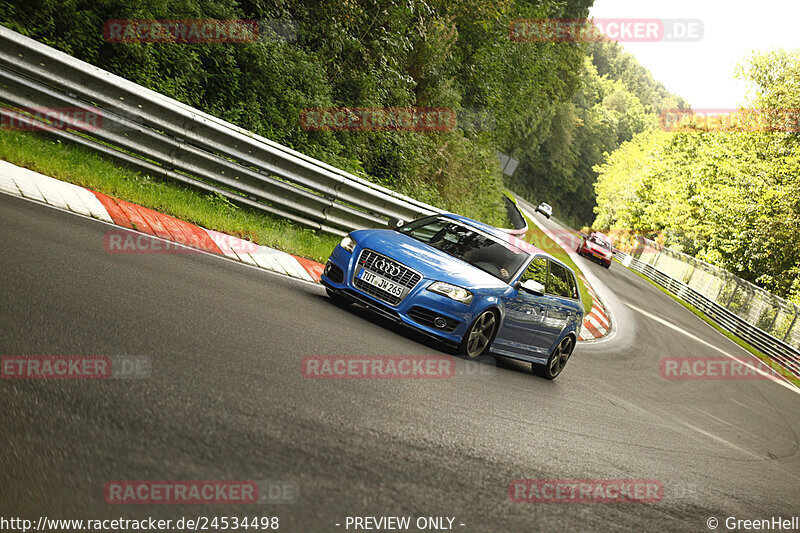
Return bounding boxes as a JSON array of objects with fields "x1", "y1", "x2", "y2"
[
  {"x1": 592, "y1": 252, "x2": 605, "y2": 260},
  {"x1": 358, "y1": 269, "x2": 405, "y2": 298}
]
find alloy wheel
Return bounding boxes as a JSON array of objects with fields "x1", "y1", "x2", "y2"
[{"x1": 464, "y1": 311, "x2": 497, "y2": 357}]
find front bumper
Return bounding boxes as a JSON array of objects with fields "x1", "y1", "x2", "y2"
[{"x1": 320, "y1": 245, "x2": 478, "y2": 346}]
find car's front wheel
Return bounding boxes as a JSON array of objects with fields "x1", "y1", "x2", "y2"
[
  {"x1": 533, "y1": 336, "x2": 574, "y2": 379},
  {"x1": 459, "y1": 310, "x2": 498, "y2": 358}
]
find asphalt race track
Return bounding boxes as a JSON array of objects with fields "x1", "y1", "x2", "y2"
[{"x1": 1, "y1": 192, "x2": 798, "y2": 532}]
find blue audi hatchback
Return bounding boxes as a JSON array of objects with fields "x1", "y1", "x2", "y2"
[{"x1": 320, "y1": 214, "x2": 584, "y2": 379}]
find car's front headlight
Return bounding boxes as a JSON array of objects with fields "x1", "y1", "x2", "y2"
[
  {"x1": 427, "y1": 281, "x2": 473, "y2": 305},
  {"x1": 340, "y1": 235, "x2": 356, "y2": 253}
]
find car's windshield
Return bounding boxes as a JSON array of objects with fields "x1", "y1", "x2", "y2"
[
  {"x1": 590, "y1": 235, "x2": 610, "y2": 249},
  {"x1": 399, "y1": 216, "x2": 529, "y2": 282}
]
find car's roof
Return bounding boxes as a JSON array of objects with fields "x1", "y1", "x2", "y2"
[{"x1": 591, "y1": 231, "x2": 610, "y2": 241}]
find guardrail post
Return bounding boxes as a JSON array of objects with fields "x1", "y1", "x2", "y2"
[{"x1": 783, "y1": 313, "x2": 799, "y2": 343}]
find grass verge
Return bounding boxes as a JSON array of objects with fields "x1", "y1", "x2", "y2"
[
  {"x1": 620, "y1": 259, "x2": 799, "y2": 387},
  {"x1": 0, "y1": 129, "x2": 340, "y2": 263}
]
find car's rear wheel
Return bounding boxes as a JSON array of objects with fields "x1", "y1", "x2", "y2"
[
  {"x1": 459, "y1": 310, "x2": 498, "y2": 358},
  {"x1": 533, "y1": 336, "x2": 573, "y2": 379}
]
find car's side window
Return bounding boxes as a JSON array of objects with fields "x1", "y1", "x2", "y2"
[
  {"x1": 521, "y1": 257, "x2": 547, "y2": 285},
  {"x1": 547, "y1": 261, "x2": 578, "y2": 299}
]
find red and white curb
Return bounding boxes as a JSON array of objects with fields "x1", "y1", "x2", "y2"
[
  {"x1": 0, "y1": 160, "x2": 325, "y2": 283},
  {"x1": 576, "y1": 273, "x2": 610, "y2": 341}
]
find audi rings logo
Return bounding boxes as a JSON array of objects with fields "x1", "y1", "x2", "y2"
[{"x1": 374, "y1": 258, "x2": 401, "y2": 277}]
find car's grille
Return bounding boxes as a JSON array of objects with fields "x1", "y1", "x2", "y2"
[
  {"x1": 408, "y1": 306, "x2": 461, "y2": 332},
  {"x1": 353, "y1": 249, "x2": 422, "y2": 306}
]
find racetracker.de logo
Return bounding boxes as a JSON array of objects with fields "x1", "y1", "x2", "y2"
[
  {"x1": 509, "y1": 479, "x2": 663, "y2": 503},
  {"x1": 2, "y1": 356, "x2": 110, "y2": 379},
  {"x1": 104, "y1": 480, "x2": 298, "y2": 504},
  {"x1": 300, "y1": 108, "x2": 456, "y2": 132},
  {"x1": 301, "y1": 355, "x2": 455, "y2": 379},
  {"x1": 103, "y1": 19, "x2": 260, "y2": 43},
  {"x1": 659, "y1": 356, "x2": 789, "y2": 380},
  {"x1": 509, "y1": 18, "x2": 703, "y2": 43},
  {"x1": 1, "y1": 356, "x2": 151, "y2": 379},
  {"x1": 1, "y1": 107, "x2": 103, "y2": 132},
  {"x1": 660, "y1": 108, "x2": 800, "y2": 133},
  {"x1": 104, "y1": 230, "x2": 259, "y2": 255},
  {"x1": 104, "y1": 481, "x2": 257, "y2": 504}
]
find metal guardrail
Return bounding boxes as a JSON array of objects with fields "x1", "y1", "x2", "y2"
[
  {"x1": 500, "y1": 195, "x2": 528, "y2": 236},
  {"x1": 0, "y1": 26, "x2": 444, "y2": 236},
  {"x1": 616, "y1": 249, "x2": 800, "y2": 380}
]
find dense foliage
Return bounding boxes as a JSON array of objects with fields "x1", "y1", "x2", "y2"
[
  {"x1": 0, "y1": 0, "x2": 687, "y2": 228},
  {"x1": 594, "y1": 50, "x2": 800, "y2": 303},
  {"x1": 506, "y1": 41, "x2": 688, "y2": 226}
]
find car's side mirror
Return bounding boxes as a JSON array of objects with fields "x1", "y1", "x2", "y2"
[
  {"x1": 387, "y1": 217, "x2": 405, "y2": 229},
  {"x1": 520, "y1": 279, "x2": 545, "y2": 296}
]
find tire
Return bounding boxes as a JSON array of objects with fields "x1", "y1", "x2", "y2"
[
  {"x1": 533, "y1": 336, "x2": 574, "y2": 380},
  {"x1": 604, "y1": 262, "x2": 611, "y2": 269},
  {"x1": 458, "y1": 310, "x2": 498, "y2": 358}
]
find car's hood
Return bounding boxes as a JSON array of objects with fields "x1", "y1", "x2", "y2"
[{"x1": 352, "y1": 229, "x2": 509, "y2": 289}]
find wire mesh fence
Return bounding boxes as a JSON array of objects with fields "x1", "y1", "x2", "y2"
[{"x1": 628, "y1": 236, "x2": 800, "y2": 351}]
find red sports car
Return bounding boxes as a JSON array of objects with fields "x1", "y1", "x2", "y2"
[{"x1": 577, "y1": 232, "x2": 613, "y2": 268}]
